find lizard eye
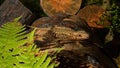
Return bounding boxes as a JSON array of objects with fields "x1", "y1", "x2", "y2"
[{"x1": 79, "y1": 35, "x2": 82, "y2": 37}]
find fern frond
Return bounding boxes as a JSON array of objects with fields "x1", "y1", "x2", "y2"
[
  {"x1": 0, "y1": 17, "x2": 58, "y2": 68},
  {"x1": 0, "y1": 21, "x2": 27, "y2": 50}
]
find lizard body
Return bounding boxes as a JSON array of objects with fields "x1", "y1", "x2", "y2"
[{"x1": 35, "y1": 26, "x2": 89, "y2": 42}]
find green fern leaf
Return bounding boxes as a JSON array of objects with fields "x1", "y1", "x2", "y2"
[
  {"x1": 48, "y1": 63, "x2": 56, "y2": 68},
  {"x1": 0, "y1": 17, "x2": 58, "y2": 68},
  {"x1": 40, "y1": 57, "x2": 51, "y2": 68},
  {"x1": 33, "y1": 51, "x2": 48, "y2": 68}
]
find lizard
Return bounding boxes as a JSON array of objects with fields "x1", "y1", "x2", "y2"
[
  {"x1": 34, "y1": 26, "x2": 89, "y2": 43},
  {"x1": 34, "y1": 25, "x2": 90, "y2": 53}
]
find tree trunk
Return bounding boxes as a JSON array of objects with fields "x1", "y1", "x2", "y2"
[{"x1": 0, "y1": 0, "x2": 34, "y2": 26}]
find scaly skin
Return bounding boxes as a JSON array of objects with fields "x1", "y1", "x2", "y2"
[
  {"x1": 35, "y1": 26, "x2": 89, "y2": 42},
  {"x1": 51, "y1": 26, "x2": 89, "y2": 41}
]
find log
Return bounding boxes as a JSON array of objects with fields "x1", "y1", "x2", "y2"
[
  {"x1": 0, "y1": 0, "x2": 34, "y2": 26},
  {"x1": 77, "y1": 5, "x2": 110, "y2": 28},
  {"x1": 56, "y1": 41, "x2": 118, "y2": 68},
  {"x1": 40, "y1": 0, "x2": 82, "y2": 17}
]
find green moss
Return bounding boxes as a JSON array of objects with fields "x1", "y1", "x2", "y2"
[{"x1": 106, "y1": 3, "x2": 120, "y2": 37}]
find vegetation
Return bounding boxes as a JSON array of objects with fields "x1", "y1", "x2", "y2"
[
  {"x1": 0, "y1": 17, "x2": 57, "y2": 68},
  {"x1": 104, "y1": 2, "x2": 120, "y2": 67},
  {"x1": 107, "y1": 4, "x2": 120, "y2": 35}
]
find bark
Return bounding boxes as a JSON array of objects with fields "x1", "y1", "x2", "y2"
[
  {"x1": 40, "y1": 0, "x2": 82, "y2": 17},
  {"x1": 0, "y1": 0, "x2": 34, "y2": 26}
]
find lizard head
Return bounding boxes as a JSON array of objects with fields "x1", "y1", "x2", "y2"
[{"x1": 72, "y1": 30, "x2": 90, "y2": 40}]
